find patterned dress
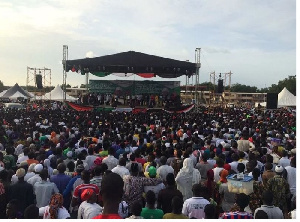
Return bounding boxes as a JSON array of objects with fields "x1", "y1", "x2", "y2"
[{"x1": 249, "y1": 181, "x2": 264, "y2": 213}]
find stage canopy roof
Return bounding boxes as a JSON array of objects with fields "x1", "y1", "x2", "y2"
[{"x1": 65, "y1": 51, "x2": 196, "y2": 78}]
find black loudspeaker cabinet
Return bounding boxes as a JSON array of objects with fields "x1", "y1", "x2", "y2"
[
  {"x1": 217, "y1": 79, "x2": 224, "y2": 93},
  {"x1": 266, "y1": 93, "x2": 278, "y2": 109},
  {"x1": 36, "y1": 75, "x2": 43, "y2": 89}
]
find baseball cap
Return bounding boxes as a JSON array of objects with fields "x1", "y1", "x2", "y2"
[
  {"x1": 81, "y1": 188, "x2": 95, "y2": 201},
  {"x1": 148, "y1": 166, "x2": 157, "y2": 177}
]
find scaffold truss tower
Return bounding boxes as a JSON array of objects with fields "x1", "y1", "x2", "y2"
[{"x1": 26, "y1": 67, "x2": 52, "y2": 99}]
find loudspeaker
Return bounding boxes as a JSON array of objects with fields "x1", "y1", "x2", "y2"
[
  {"x1": 266, "y1": 93, "x2": 278, "y2": 109},
  {"x1": 36, "y1": 74, "x2": 43, "y2": 89},
  {"x1": 217, "y1": 79, "x2": 224, "y2": 93}
]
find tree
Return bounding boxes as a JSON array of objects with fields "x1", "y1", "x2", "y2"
[
  {"x1": 230, "y1": 83, "x2": 258, "y2": 93},
  {"x1": 268, "y1": 75, "x2": 296, "y2": 95},
  {"x1": 0, "y1": 80, "x2": 4, "y2": 92}
]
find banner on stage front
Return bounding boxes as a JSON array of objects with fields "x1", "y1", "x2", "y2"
[{"x1": 89, "y1": 80, "x2": 180, "y2": 95}]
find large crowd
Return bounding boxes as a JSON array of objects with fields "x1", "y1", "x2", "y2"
[{"x1": 0, "y1": 101, "x2": 296, "y2": 219}]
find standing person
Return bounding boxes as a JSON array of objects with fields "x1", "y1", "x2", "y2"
[
  {"x1": 278, "y1": 150, "x2": 290, "y2": 168},
  {"x1": 50, "y1": 163, "x2": 71, "y2": 194},
  {"x1": 157, "y1": 173, "x2": 183, "y2": 214},
  {"x1": 284, "y1": 156, "x2": 296, "y2": 211},
  {"x1": 6, "y1": 199, "x2": 23, "y2": 219},
  {"x1": 126, "y1": 201, "x2": 143, "y2": 219},
  {"x1": 27, "y1": 163, "x2": 43, "y2": 186},
  {"x1": 254, "y1": 190, "x2": 284, "y2": 219},
  {"x1": 195, "y1": 155, "x2": 213, "y2": 181},
  {"x1": 267, "y1": 165, "x2": 290, "y2": 215},
  {"x1": 163, "y1": 196, "x2": 188, "y2": 219},
  {"x1": 126, "y1": 153, "x2": 143, "y2": 174},
  {"x1": 71, "y1": 170, "x2": 99, "y2": 209},
  {"x1": 102, "y1": 148, "x2": 119, "y2": 170},
  {"x1": 218, "y1": 169, "x2": 235, "y2": 213},
  {"x1": 156, "y1": 156, "x2": 174, "y2": 182},
  {"x1": 77, "y1": 189, "x2": 102, "y2": 219},
  {"x1": 182, "y1": 184, "x2": 210, "y2": 219},
  {"x1": 212, "y1": 158, "x2": 224, "y2": 182},
  {"x1": 123, "y1": 163, "x2": 162, "y2": 208},
  {"x1": 7, "y1": 168, "x2": 35, "y2": 214},
  {"x1": 175, "y1": 158, "x2": 201, "y2": 201},
  {"x1": 219, "y1": 193, "x2": 253, "y2": 219},
  {"x1": 262, "y1": 162, "x2": 276, "y2": 186},
  {"x1": 34, "y1": 169, "x2": 59, "y2": 208},
  {"x1": 39, "y1": 193, "x2": 70, "y2": 219},
  {"x1": 140, "y1": 190, "x2": 164, "y2": 219},
  {"x1": 248, "y1": 168, "x2": 264, "y2": 214},
  {"x1": 111, "y1": 158, "x2": 130, "y2": 179},
  {"x1": 93, "y1": 172, "x2": 124, "y2": 219},
  {"x1": 85, "y1": 148, "x2": 97, "y2": 170}
]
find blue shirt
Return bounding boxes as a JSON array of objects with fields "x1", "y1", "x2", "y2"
[
  {"x1": 50, "y1": 173, "x2": 71, "y2": 194},
  {"x1": 63, "y1": 175, "x2": 81, "y2": 198}
]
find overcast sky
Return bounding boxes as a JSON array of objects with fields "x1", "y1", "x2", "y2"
[{"x1": 0, "y1": 0, "x2": 296, "y2": 89}]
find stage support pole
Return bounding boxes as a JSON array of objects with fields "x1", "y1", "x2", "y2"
[
  {"x1": 194, "y1": 48, "x2": 201, "y2": 110},
  {"x1": 62, "y1": 45, "x2": 68, "y2": 102}
]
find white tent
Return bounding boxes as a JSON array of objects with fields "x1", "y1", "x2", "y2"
[
  {"x1": 38, "y1": 85, "x2": 77, "y2": 101},
  {"x1": 277, "y1": 87, "x2": 296, "y2": 107}
]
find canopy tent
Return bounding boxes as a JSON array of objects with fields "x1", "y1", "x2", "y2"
[
  {"x1": 37, "y1": 85, "x2": 77, "y2": 101},
  {"x1": 0, "y1": 83, "x2": 32, "y2": 99},
  {"x1": 0, "y1": 90, "x2": 7, "y2": 97},
  {"x1": 65, "y1": 51, "x2": 196, "y2": 78},
  {"x1": 277, "y1": 87, "x2": 296, "y2": 107}
]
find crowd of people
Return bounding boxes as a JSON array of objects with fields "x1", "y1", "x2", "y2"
[
  {"x1": 78, "y1": 92, "x2": 182, "y2": 108},
  {"x1": 0, "y1": 101, "x2": 296, "y2": 219}
]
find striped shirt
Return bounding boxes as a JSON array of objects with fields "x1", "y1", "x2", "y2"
[
  {"x1": 73, "y1": 183, "x2": 99, "y2": 203},
  {"x1": 219, "y1": 211, "x2": 253, "y2": 219}
]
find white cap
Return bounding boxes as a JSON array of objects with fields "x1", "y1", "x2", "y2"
[{"x1": 34, "y1": 164, "x2": 43, "y2": 173}]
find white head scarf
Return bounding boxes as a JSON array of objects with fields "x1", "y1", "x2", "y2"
[{"x1": 180, "y1": 158, "x2": 194, "y2": 176}]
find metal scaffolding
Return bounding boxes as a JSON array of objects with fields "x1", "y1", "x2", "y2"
[
  {"x1": 26, "y1": 67, "x2": 52, "y2": 99},
  {"x1": 194, "y1": 48, "x2": 201, "y2": 109},
  {"x1": 62, "y1": 45, "x2": 68, "y2": 102}
]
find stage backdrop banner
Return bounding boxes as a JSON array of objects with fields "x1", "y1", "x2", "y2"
[{"x1": 89, "y1": 80, "x2": 180, "y2": 95}]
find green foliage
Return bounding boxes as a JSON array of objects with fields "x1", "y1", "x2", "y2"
[
  {"x1": 0, "y1": 80, "x2": 4, "y2": 91},
  {"x1": 268, "y1": 75, "x2": 296, "y2": 95},
  {"x1": 230, "y1": 83, "x2": 258, "y2": 93}
]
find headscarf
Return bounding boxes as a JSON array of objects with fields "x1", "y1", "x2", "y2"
[
  {"x1": 43, "y1": 159, "x2": 53, "y2": 176},
  {"x1": 219, "y1": 169, "x2": 229, "y2": 183},
  {"x1": 206, "y1": 169, "x2": 214, "y2": 197},
  {"x1": 49, "y1": 193, "x2": 64, "y2": 219},
  {"x1": 14, "y1": 144, "x2": 24, "y2": 156},
  {"x1": 180, "y1": 158, "x2": 194, "y2": 176}
]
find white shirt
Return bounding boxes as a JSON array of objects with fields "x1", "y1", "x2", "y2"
[
  {"x1": 182, "y1": 197, "x2": 210, "y2": 219},
  {"x1": 39, "y1": 206, "x2": 70, "y2": 219},
  {"x1": 229, "y1": 161, "x2": 239, "y2": 173},
  {"x1": 111, "y1": 165, "x2": 130, "y2": 179},
  {"x1": 278, "y1": 157, "x2": 291, "y2": 168},
  {"x1": 77, "y1": 201, "x2": 102, "y2": 219},
  {"x1": 17, "y1": 155, "x2": 29, "y2": 165},
  {"x1": 285, "y1": 165, "x2": 296, "y2": 196},
  {"x1": 27, "y1": 174, "x2": 42, "y2": 186},
  {"x1": 11, "y1": 172, "x2": 35, "y2": 184},
  {"x1": 85, "y1": 155, "x2": 98, "y2": 170},
  {"x1": 254, "y1": 205, "x2": 284, "y2": 219},
  {"x1": 34, "y1": 180, "x2": 59, "y2": 208},
  {"x1": 157, "y1": 165, "x2": 174, "y2": 181},
  {"x1": 213, "y1": 167, "x2": 224, "y2": 182},
  {"x1": 102, "y1": 155, "x2": 119, "y2": 170},
  {"x1": 144, "y1": 183, "x2": 165, "y2": 199}
]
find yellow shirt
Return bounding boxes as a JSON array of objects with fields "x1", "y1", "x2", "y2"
[{"x1": 163, "y1": 213, "x2": 188, "y2": 219}]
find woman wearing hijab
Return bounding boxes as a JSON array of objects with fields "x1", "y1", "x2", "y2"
[
  {"x1": 39, "y1": 193, "x2": 70, "y2": 219},
  {"x1": 217, "y1": 169, "x2": 235, "y2": 212},
  {"x1": 43, "y1": 159, "x2": 53, "y2": 177},
  {"x1": 175, "y1": 158, "x2": 201, "y2": 201}
]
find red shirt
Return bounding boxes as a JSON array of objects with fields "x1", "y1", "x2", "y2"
[
  {"x1": 93, "y1": 214, "x2": 122, "y2": 219},
  {"x1": 73, "y1": 183, "x2": 99, "y2": 203}
]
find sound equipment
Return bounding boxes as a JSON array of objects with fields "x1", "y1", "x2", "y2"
[
  {"x1": 36, "y1": 74, "x2": 43, "y2": 89},
  {"x1": 217, "y1": 79, "x2": 224, "y2": 93},
  {"x1": 266, "y1": 93, "x2": 278, "y2": 109}
]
